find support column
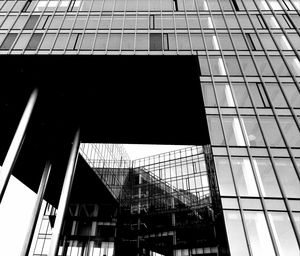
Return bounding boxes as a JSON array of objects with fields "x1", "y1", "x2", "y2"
[
  {"x1": 49, "y1": 129, "x2": 80, "y2": 256},
  {"x1": 0, "y1": 89, "x2": 38, "y2": 203},
  {"x1": 21, "y1": 161, "x2": 52, "y2": 256}
]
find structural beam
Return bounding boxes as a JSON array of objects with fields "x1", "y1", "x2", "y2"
[
  {"x1": 0, "y1": 88, "x2": 38, "y2": 203},
  {"x1": 48, "y1": 129, "x2": 80, "y2": 256},
  {"x1": 21, "y1": 161, "x2": 52, "y2": 256}
]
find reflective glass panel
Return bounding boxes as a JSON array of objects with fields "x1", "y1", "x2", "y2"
[
  {"x1": 222, "y1": 116, "x2": 246, "y2": 146},
  {"x1": 268, "y1": 212, "x2": 299, "y2": 256},
  {"x1": 274, "y1": 158, "x2": 300, "y2": 198},
  {"x1": 260, "y1": 116, "x2": 285, "y2": 147},
  {"x1": 231, "y1": 157, "x2": 259, "y2": 196},
  {"x1": 241, "y1": 116, "x2": 265, "y2": 147},
  {"x1": 252, "y1": 158, "x2": 282, "y2": 197},
  {"x1": 224, "y1": 211, "x2": 250, "y2": 256},
  {"x1": 244, "y1": 211, "x2": 276, "y2": 256},
  {"x1": 214, "y1": 157, "x2": 236, "y2": 196}
]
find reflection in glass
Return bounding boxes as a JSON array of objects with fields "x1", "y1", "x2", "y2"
[
  {"x1": 244, "y1": 211, "x2": 276, "y2": 256},
  {"x1": 224, "y1": 210, "x2": 250, "y2": 256},
  {"x1": 231, "y1": 157, "x2": 259, "y2": 196},
  {"x1": 241, "y1": 116, "x2": 265, "y2": 146},
  {"x1": 285, "y1": 56, "x2": 300, "y2": 76},
  {"x1": 214, "y1": 157, "x2": 236, "y2": 196},
  {"x1": 278, "y1": 116, "x2": 300, "y2": 147},
  {"x1": 207, "y1": 116, "x2": 225, "y2": 145},
  {"x1": 201, "y1": 83, "x2": 217, "y2": 106},
  {"x1": 282, "y1": 83, "x2": 300, "y2": 108},
  {"x1": 222, "y1": 116, "x2": 246, "y2": 146},
  {"x1": 268, "y1": 212, "x2": 300, "y2": 256},
  {"x1": 209, "y1": 56, "x2": 226, "y2": 75},
  {"x1": 232, "y1": 83, "x2": 252, "y2": 107},
  {"x1": 265, "y1": 83, "x2": 288, "y2": 107},
  {"x1": 215, "y1": 84, "x2": 235, "y2": 107},
  {"x1": 274, "y1": 158, "x2": 300, "y2": 198},
  {"x1": 252, "y1": 158, "x2": 282, "y2": 197},
  {"x1": 260, "y1": 116, "x2": 285, "y2": 147}
]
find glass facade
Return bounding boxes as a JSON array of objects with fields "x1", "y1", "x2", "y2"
[
  {"x1": 0, "y1": 0, "x2": 299, "y2": 255},
  {"x1": 31, "y1": 145, "x2": 228, "y2": 256}
]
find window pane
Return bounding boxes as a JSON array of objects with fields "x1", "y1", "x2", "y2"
[
  {"x1": 94, "y1": 34, "x2": 108, "y2": 50},
  {"x1": 285, "y1": 56, "x2": 300, "y2": 76},
  {"x1": 81, "y1": 34, "x2": 95, "y2": 50},
  {"x1": 26, "y1": 33, "x2": 43, "y2": 50},
  {"x1": 13, "y1": 16, "x2": 28, "y2": 29},
  {"x1": 254, "y1": 56, "x2": 274, "y2": 76},
  {"x1": 223, "y1": 211, "x2": 250, "y2": 256},
  {"x1": 177, "y1": 34, "x2": 190, "y2": 50},
  {"x1": 231, "y1": 157, "x2": 259, "y2": 196},
  {"x1": 231, "y1": 34, "x2": 248, "y2": 50},
  {"x1": 278, "y1": 116, "x2": 300, "y2": 147},
  {"x1": 222, "y1": 116, "x2": 246, "y2": 146},
  {"x1": 14, "y1": 34, "x2": 31, "y2": 49},
  {"x1": 241, "y1": 116, "x2": 265, "y2": 146},
  {"x1": 273, "y1": 34, "x2": 292, "y2": 50},
  {"x1": 207, "y1": 116, "x2": 225, "y2": 145},
  {"x1": 107, "y1": 34, "x2": 121, "y2": 50},
  {"x1": 260, "y1": 34, "x2": 277, "y2": 50},
  {"x1": 135, "y1": 34, "x2": 148, "y2": 50},
  {"x1": 53, "y1": 34, "x2": 68, "y2": 49},
  {"x1": 214, "y1": 157, "x2": 236, "y2": 196},
  {"x1": 265, "y1": 83, "x2": 288, "y2": 107},
  {"x1": 24, "y1": 15, "x2": 39, "y2": 29},
  {"x1": 209, "y1": 56, "x2": 226, "y2": 75},
  {"x1": 190, "y1": 34, "x2": 204, "y2": 50},
  {"x1": 232, "y1": 83, "x2": 252, "y2": 107},
  {"x1": 268, "y1": 212, "x2": 299, "y2": 256},
  {"x1": 218, "y1": 34, "x2": 234, "y2": 50},
  {"x1": 150, "y1": 33, "x2": 162, "y2": 50},
  {"x1": 248, "y1": 83, "x2": 270, "y2": 108},
  {"x1": 201, "y1": 83, "x2": 217, "y2": 106},
  {"x1": 239, "y1": 56, "x2": 258, "y2": 76},
  {"x1": 198, "y1": 56, "x2": 210, "y2": 75},
  {"x1": 215, "y1": 83, "x2": 235, "y2": 107},
  {"x1": 252, "y1": 158, "x2": 282, "y2": 197},
  {"x1": 260, "y1": 116, "x2": 285, "y2": 147},
  {"x1": 282, "y1": 83, "x2": 300, "y2": 108},
  {"x1": 122, "y1": 34, "x2": 134, "y2": 50},
  {"x1": 204, "y1": 34, "x2": 219, "y2": 50},
  {"x1": 0, "y1": 33, "x2": 17, "y2": 50},
  {"x1": 269, "y1": 56, "x2": 290, "y2": 76},
  {"x1": 224, "y1": 56, "x2": 242, "y2": 76},
  {"x1": 287, "y1": 34, "x2": 300, "y2": 50},
  {"x1": 244, "y1": 211, "x2": 276, "y2": 256},
  {"x1": 274, "y1": 158, "x2": 300, "y2": 198}
]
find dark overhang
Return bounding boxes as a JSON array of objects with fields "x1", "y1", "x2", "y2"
[{"x1": 0, "y1": 55, "x2": 209, "y2": 205}]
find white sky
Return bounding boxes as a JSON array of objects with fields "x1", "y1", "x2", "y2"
[
  {"x1": 0, "y1": 172, "x2": 37, "y2": 256},
  {"x1": 0, "y1": 144, "x2": 190, "y2": 256},
  {"x1": 123, "y1": 144, "x2": 190, "y2": 160}
]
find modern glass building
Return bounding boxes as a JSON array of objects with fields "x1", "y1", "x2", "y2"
[{"x1": 0, "y1": 0, "x2": 300, "y2": 256}]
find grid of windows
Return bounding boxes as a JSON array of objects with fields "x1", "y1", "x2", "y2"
[
  {"x1": 197, "y1": 1, "x2": 300, "y2": 254},
  {"x1": 2, "y1": 0, "x2": 299, "y2": 255},
  {"x1": 0, "y1": 0, "x2": 299, "y2": 54}
]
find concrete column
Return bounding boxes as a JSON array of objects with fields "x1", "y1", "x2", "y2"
[
  {"x1": 0, "y1": 89, "x2": 38, "y2": 203},
  {"x1": 21, "y1": 161, "x2": 52, "y2": 256},
  {"x1": 48, "y1": 129, "x2": 80, "y2": 256}
]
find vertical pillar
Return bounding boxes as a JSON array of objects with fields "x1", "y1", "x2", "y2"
[
  {"x1": 48, "y1": 129, "x2": 80, "y2": 256},
  {"x1": 171, "y1": 197, "x2": 176, "y2": 256},
  {"x1": 0, "y1": 89, "x2": 38, "y2": 203},
  {"x1": 21, "y1": 161, "x2": 52, "y2": 256},
  {"x1": 137, "y1": 172, "x2": 142, "y2": 256}
]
